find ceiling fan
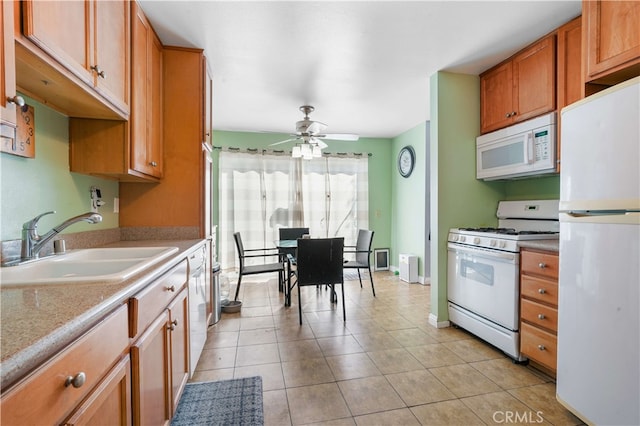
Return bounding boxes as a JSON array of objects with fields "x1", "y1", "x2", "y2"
[{"x1": 269, "y1": 105, "x2": 359, "y2": 158}]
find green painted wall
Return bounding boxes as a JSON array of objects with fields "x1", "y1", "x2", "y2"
[
  {"x1": 211, "y1": 130, "x2": 393, "y2": 252},
  {"x1": 0, "y1": 96, "x2": 119, "y2": 241},
  {"x1": 505, "y1": 175, "x2": 560, "y2": 200},
  {"x1": 390, "y1": 123, "x2": 427, "y2": 274}
]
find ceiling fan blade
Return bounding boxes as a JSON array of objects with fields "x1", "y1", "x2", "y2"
[
  {"x1": 318, "y1": 133, "x2": 359, "y2": 141},
  {"x1": 311, "y1": 137, "x2": 328, "y2": 149},
  {"x1": 306, "y1": 121, "x2": 327, "y2": 134},
  {"x1": 269, "y1": 138, "x2": 298, "y2": 146}
]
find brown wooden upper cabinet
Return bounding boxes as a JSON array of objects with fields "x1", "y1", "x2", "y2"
[
  {"x1": 480, "y1": 35, "x2": 556, "y2": 134},
  {"x1": 21, "y1": 0, "x2": 130, "y2": 115},
  {"x1": 583, "y1": 0, "x2": 640, "y2": 86}
]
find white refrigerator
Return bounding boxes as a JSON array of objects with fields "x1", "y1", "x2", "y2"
[{"x1": 557, "y1": 76, "x2": 640, "y2": 425}]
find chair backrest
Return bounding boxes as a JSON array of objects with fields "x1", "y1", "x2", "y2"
[
  {"x1": 233, "y1": 232, "x2": 245, "y2": 269},
  {"x1": 355, "y1": 229, "x2": 374, "y2": 264},
  {"x1": 279, "y1": 227, "x2": 309, "y2": 257},
  {"x1": 296, "y1": 237, "x2": 344, "y2": 286}
]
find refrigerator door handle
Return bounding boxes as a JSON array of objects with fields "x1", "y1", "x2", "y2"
[{"x1": 560, "y1": 211, "x2": 640, "y2": 225}]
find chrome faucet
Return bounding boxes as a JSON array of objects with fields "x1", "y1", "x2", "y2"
[{"x1": 21, "y1": 211, "x2": 103, "y2": 260}]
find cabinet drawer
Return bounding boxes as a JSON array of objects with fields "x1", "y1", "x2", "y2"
[
  {"x1": 1, "y1": 305, "x2": 129, "y2": 425},
  {"x1": 521, "y1": 275, "x2": 558, "y2": 305},
  {"x1": 521, "y1": 299, "x2": 558, "y2": 332},
  {"x1": 521, "y1": 250, "x2": 559, "y2": 279},
  {"x1": 129, "y1": 259, "x2": 188, "y2": 338},
  {"x1": 520, "y1": 322, "x2": 557, "y2": 371}
]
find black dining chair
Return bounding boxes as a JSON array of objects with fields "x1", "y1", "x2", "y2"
[
  {"x1": 233, "y1": 232, "x2": 285, "y2": 301},
  {"x1": 343, "y1": 229, "x2": 376, "y2": 296},
  {"x1": 290, "y1": 237, "x2": 345, "y2": 325},
  {"x1": 278, "y1": 227, "x2": 309, "y2": 302}
]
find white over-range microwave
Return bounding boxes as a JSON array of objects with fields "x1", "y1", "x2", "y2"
[{"x1": 476, "y1": 112, "x2": 557, "y2": 180}]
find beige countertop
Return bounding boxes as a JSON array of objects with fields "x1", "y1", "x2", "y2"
[
  {"x1": 0, "y1": 239, "x2": 205, "y2": 389},
  {"x1": 518, "y1": 239, "x2": 559, "y2": 252}
]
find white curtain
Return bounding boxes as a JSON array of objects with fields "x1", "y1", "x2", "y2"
[{"x1": 218, "y1": 151, "x2": 369, "y2": 270}]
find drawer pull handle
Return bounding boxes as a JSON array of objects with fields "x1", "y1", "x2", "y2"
[
  {"x1": 168, "y1": 319, "x2": 178, "y2": 331},
  {"x1": 538, "y1": 262, "x2": 547, "y2": 269},
  {"x1": 538, "y1": 288, "x2": 546, "y2": 294},
  {"x1": 538, "y1": 314, "x2": 545, "y2": 320},
  {"x1": 537, "y1": 345, "x2": 546, "y2": 351},
  {"x1": 65, "y1": 372, "x2": 86, "y2": 388},
  {"x1": 166, "y1": 285, "x2": 176, "y2": 292},
  {"x1": 90, "y1": 65, "x2": 106, "y2": 79}
]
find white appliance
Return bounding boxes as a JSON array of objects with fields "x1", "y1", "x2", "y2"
[
  {"x1": 448, "y1": 200, "x2": 559, "y2": 360},
  {"x1": 187, "y1": 245, "x2": 209, "y2": 377},
  {"x1": 476, "y1": 112, "x2": 556, "y2": 180},
  {"x1": 556, "y1": 77, "x2": 640, "y2": 425},
  {"x1": 399, "y1": 254, "x2": 418, "y2": 283}
]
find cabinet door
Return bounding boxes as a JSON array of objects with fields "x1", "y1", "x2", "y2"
[
  {"x1": 480, "y1": 61, "x2": 514, "y2": 134},
  {"x1": 63, "y1": 355, "x2": 132, "y2": 426},
  {"x1": 203, "y1": 57, "x2": 213, "y2": 145},
  {"x1": 168, "y1": 289, "x2": 189, "y2": 414},
  {"x1": 584, "y1": 0, "x2": 640, "y2": 83},
  {"x1": 1, "y1": 0, "x2": 17, "y2": 127},
  {"x1": 512, "y1": 35, "x2": 556, "y2": 123},
  {"x1": 131, "y1": 310, "x2": 171, "y2": 426},
  {"x1": 557, "y1": 16, "x2": 583, "y2": 109},
  {"x1": 22, "y1": 0, "x2": 92, "y2": 85},
  {"x1": 130, "y1": 2, "x2": 162, "y2": 178},
  {"x1": 94, "y1": 0, "x2": 130, "y2": 112}
]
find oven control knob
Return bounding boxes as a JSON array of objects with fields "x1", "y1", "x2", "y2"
[
  {"x1": 460, "y1": 236, "x2": 466, "y2": 243},
  {"x1": 473, "y1": 237, "x2": 480, "y2": 244},
  {"x1": 451, "y1": 235, "x2": 458, "y2": 242},
  {"x1": 499, "y1": 241, "x2": 507, "y2": 248},
  {"x1": 490, "y1": 240, "x2": 497, "y2": 247}
]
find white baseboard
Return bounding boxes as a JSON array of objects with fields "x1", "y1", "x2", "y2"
[{"x1": 428, "y1": 313, "x2": 450, "y2": 329}]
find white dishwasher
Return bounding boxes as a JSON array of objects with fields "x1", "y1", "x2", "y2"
[{"x1": 187, "y1": 245, "x2": 208, "y2": 377}]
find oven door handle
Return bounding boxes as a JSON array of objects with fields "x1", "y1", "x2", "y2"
[{"x1": 448, "y1": 243, "x2": 518, "y2": 263}]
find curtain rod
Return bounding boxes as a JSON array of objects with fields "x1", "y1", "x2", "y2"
[{"x1": 212, "y1": 145, "x2": 372, "y2": 157}]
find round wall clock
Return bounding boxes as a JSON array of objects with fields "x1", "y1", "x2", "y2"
[{"x1": 397, "y1": 145, "x2": 415, "y2": 178}]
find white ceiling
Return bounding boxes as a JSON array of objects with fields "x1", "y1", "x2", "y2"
[{"x1": 139, "y1": 1, "x2": 581, "y2": 139}]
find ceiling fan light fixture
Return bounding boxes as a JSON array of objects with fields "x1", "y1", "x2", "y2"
[{"x1": 292, "y1": 145, "x2": 302, "y2": 158}]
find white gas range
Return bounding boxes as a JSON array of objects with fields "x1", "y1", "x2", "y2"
[{"x1": 447, "y1": 200, "x2": 559, "y2": 361}]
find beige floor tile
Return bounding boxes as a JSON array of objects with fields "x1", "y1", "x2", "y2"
[
  {"x1": 239, "y1": 305, "x2": 273, "y2": 317},
  {"x1": 410, "y1": 399, "x2": 485, "y2": 426},
  {"x1": 354, "y1": 408, "x2": 421, "y2": 426},
  {"x1": 286, "y1": 383, "x2": 351, "y2": 425},
  {"x1": 461, "y1": 391, "x2": 552, "y2": 425},
  {"x1": 443, "y1": 338, "x2": 504, "y2": 362},
  {"x1": 203, "y1": 330, "x2": 238, "y2": 349},
  {"x1": 309, "y1": 321, "x2": 350, "y2": 338},
  {"x1": 387, "y1": 328, "x2": 439, "y2": 347},
  {"x1": 189, "y1": 367, "x2": 234, "y2": 382},
  {"x1": 317, "y1": 335, "x2": 364, "y2": 356},
  {"x1": 430, "y1": 363, "x2": 501, "y2": 398},
  {"x1": 240, "y1": 316, "x2": 276, "y2": 330},
  {"x1": 211, "y1": 316, "x2": 240, "y2": 331},
  {"x1": 282, "y1": 357, "x2": 336, "y2": 387},
  {"x1": 326, "y1": 353, "x2": 381, "y2": 381},
  {"x1": 420, "y1": 325, "x2": 473, "y2": 342},
  {"x1": 338, "y1": 376, "x2": 406, "y2": 416},
  {"x1": 195, "y1": 347, "x2": 237, "y2": 370},
  {"x1": 385, "y1": 369, "x2": 456, "y2": 406},
  {"x1": 237, "y1": 327, "x2": 278, "y2": 346},
  {"x1": 509, "y1": 383, "x2": 584, "y2": 425},
  {"x1": 374, "y1": 315, "x2": 415, "y2": 331},
  {"x1": 353, "y1": 331, "x2": 403, "y2": 351},
  {"x1": 366, "y1": 348, "x2": 424, "y2": 374},
  {"x1": 276, "y1": 324, "x2": 315, "y2": 342},
  {"x1": 235, "y1": 342, "x2": 280, "y2": 367},
  {"x1": 263, "y1": 389, "x2": 291, "y2": 426},
  {"x1": 278, "y1": 339, "x2": 324, "y2": 362},
  {"x1": 234, "y1": 362, "x2": 284, "y2": 391},
  {"x1": 344, "y1": 319, "x2": 383, "y2": 335},
  {"x1": 471, "y1": 358, "x2": 546, "y2": 389},
  {"x1": 304, "y1": 418, "x2": 356, "y2": 426},
  {"x1": 406, "y1": 344, "x2": 467, "y2": 368}
]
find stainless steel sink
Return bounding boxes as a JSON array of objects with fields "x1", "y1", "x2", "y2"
[{"x1": 0, "y1": 247, "x2": 178, "y2": 286}]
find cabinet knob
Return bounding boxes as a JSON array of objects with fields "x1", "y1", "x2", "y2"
[
  {"x1": 90, "y1": 65, "x2": 106, "y2": 79},
  {"x1": 537, "y1": 344, "x2": 546, "y2": 351},
  {"x1": 149, "y1": 161, "x2": 158, "y2": 167},
  {"x1": 538, "y1": 262, "x2": 547, "y2": 269},
  {"x1": 505, "y1": 112, "x2": 511, "y2": 118},
  {"x1": 538, "y1": 288, "x2": 546, "y2": 294},
  {"x1": 65, "y1": 372, "x2": 86, "y2": 388},
  {"x1": 538, "y1": 314, "x2": 545, "y2": 320},
  {"x1": 168, "y1": 319, "x2": 178, "y2": 331},
  {"x1": 7, "y1": 95, "x2": 25, "y2": 107},
  {"x1": 166, "y1": 285, "x2": 176, "y2": 292}
]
